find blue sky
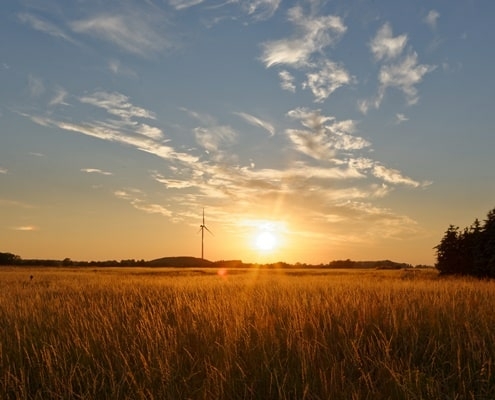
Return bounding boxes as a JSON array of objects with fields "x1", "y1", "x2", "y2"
[{"x1": 1, "y1": 0, "x2": 494, "y2": 264}]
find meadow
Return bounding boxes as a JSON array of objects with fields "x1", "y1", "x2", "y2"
[{"x1": 0, "y1": 266, "x2": 494, "y2": 399}]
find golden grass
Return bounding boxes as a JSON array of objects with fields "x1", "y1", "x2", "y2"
[{"x1": 1, "y1": 267, "x2": 494, "y2": 399}]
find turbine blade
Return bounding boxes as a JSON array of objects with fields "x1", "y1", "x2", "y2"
[{"x1": 204, "y1": 226, "x2": 214, "y2": 236}]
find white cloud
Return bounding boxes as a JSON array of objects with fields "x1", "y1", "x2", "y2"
[
  {"x1": 395, "y1": 113, "x2": 409, "y2": 124},
  {"x1": 372, "y1": 164, "x2": 421, "y2": 187},
  {"x1": 424, "y1": 10, "x2": 440, "y2": 30},
  {"x1": 114, "y1": 189, "x2": 172, "y2": 217},
  {"x1": 151, "y1": 171, "x2": 195, "y2": 189},
  {"x1": 136, "y1": 124, "x2": 164, "y2": 140},
  {"x1": 243, "y1": 0, "x2": 281, "y2": 20},
  {"x1": 27, "y1": 114, "x2": 196, "y2": 166},
  {"x1": 286, "y1": 108, "x2": 369, "y2": 160},
  {"x1": 303, "y1": 60, "x2": 354, "y2": 102},
  {"x1": 79, "y1": 91, "x2": 155, "y2": 121},
  {"x1": 234, "y1": 112, "x2": 275, "y2": 136},
  {"x1": 71, "y1": 12, "x2": 168, "y2": 56},
  {"x1": 81, "y1": 168, "x2": 113, "y2": 176},
  {"x1": 378, "y1": 51, "x2": 435, "y2": 105},
  {"x1": 0, "y1": 167, "x2": 7, "y2": 174},
  {"x1": 169, "y1": 0, "x2": 205, "y2": 10},
  {"x1": 359, "y1": 50, "x2": 435, "y2": 112},
  {"x1": 18, "y1": 13, "x2": 76, "y2": 44},
  {"x1": 278, "y1": 70, "x2": 296, "y2": 92},
  {"x1": 261, "y1": 6, "x2": 346, "y2": 68},
  {"x1": 370, "y1": 23, "x2": 407, "y2": 61},
  {"x1": 194, "y1": 125, "x2": 237, "y2": 152},
  {"x1": 357, "y1": 98, "x2": 378, "y2": 115}
]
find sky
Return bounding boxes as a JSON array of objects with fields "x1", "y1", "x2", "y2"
[{"x1": 1, "y1": 0, "x2": 494, "y2": 265}]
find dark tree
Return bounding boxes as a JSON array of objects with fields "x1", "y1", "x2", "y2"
[
  {"x1": 0, "y1": 252, "x2": 21, "y2": 265},
  {"x1": 435, "y1": 208, "x2": 495, "y2": 278},
  {"x1": 435, "y1": 225, "x2": 463, "y2": 275}
]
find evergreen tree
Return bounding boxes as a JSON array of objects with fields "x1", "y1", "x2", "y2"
[
  {"x1": 435, "y1": 208, "x2": 495, "y2": 278},
  {"x1": 435, "y1": 225, "x2": 462, "y2": 275}
]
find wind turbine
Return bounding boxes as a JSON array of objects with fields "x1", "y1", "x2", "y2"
[{"x1": 198, "y1": 208, "x2": 213, "y2": 259}]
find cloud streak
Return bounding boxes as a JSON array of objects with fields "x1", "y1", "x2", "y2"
[
  {"x1": 18, "y1": 13, "x2": 77, "y2": 44},
  {"x1": 234, "y1": 112, "x2": 275, "y2": 136},
  {"x1": 114, "y1": 189, "x2": 172, "y2": 217},
  {"x1": 81, "y1": 168, "x2": 113, "y2": 176},
  {"x1": 70, "y1": 10, "x2": 169, "y2": 56},
  {"x1": 12, "y1": 225, "x2": 39, "y2": 231}
]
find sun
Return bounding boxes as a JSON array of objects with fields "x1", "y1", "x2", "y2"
[{"x1": 255, "y1": 231, "x2": 277, "y2": 252}]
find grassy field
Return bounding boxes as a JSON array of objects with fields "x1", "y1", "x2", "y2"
[{"x1": 1, "y1": 266, "x2": 494, "y2": 399}]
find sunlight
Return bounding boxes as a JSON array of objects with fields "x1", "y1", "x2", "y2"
[{"x1": 255, "y1": 231, "x2": 277, "y2": 252}]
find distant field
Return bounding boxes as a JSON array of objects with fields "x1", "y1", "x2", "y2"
[{"x1": 1, "y1": 267, "x2": 494, "y2": 399}]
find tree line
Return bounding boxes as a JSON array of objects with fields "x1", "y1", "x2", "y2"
[{"x1": 435, "y1": 207, "x2": 495, "y2": 278}]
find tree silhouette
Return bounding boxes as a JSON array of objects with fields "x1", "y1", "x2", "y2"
[
  {"x1": 0, "y1": 252, "x2": 21, "y2": 265},
  {"x1": 435, "y1": 208, "x2": 495, "y2": 278}
]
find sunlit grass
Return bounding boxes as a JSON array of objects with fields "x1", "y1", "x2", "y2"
[{"x1": 1, "y1": 267, "x2": 494, "y2": 399}]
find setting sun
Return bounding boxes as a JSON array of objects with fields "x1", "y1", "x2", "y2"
[{"x1": 255, "y1": 231, "x2": 277, "y2": 252}]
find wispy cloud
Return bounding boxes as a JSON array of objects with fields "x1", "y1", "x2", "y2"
[
  {"x1": 79, "y1": 91, "x2": 155, "y2": 121},
  {"x1": 286, "y1": 108, "x2": 369, "y2": 160},
  {"x1": 25, "y1": 90, "x2": 197, "y2": 166},
  {"x1": 424, "y1": 10, "x2": 440, "y2": 30},
  {"x1": 261, "y1": 5, "x2": 350, "y2": 102},
  {"x1": 18, "y1": 13, "x2": 76, "y2": 44},
  {"x1": 242, "y1": 0, "x2": 281, "y2": 21},
  {"x1": 12, "y1": 225, "x2": 39, "y2": 231},
  {"x1": 114, "y1": 189, "x2": 172, "y2": 217},
  {"x1": 372, "y1": 164, "x2": 421, "y2": 187},
  {"x1": 49, "y1": 87, "x2": 69, "y2": 107},
  {"x1": 169, "y1": 0, "x2": 205, "y2": 10},
  {"x1": 278, "y1": 70, "x2": 296, "y2": 92},
  {"x1": 81, "y1": 168, "x2": 113, "y2": 176},
  {"x1": 108, "y1": 59, "x2": 137, "y2": 77},
  {"x1": 151, "y1": 171, "x2": 195, "y2": 189},
  {"x1": 0, "y1": 167, "x2": 7, "y2": 174},
  {"x1": 378, "y1": 51, "x2": 436, "y2": 106},
  {"x1": 261, "y1": 6, "x2": 346, "y2": 68},
  {"x1": 370, "y1": 23, "x2": 407, "y2": 61},
  {"x1": 359, "y1": 23, "x2": 435, "y2": 113},
  {"x1": 303, "y1": 60, "x2": 355, "y2": 103},
  {"x1": 194, "y1": 125, "x2": 237, "y2": 153},
  {"x1": 70, "y1": 11, "x2": 169, "y2": 57},
  {"x1": 28, "y1": 75, "x2": 45, "y2": 98},
  {"x1": 234, "y1": 112, "x2": 275, "y2": 136},
  {"x1": 395, "y1": 113, "x2": 409, "y2": 124}
]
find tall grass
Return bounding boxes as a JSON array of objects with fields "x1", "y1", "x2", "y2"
[{"x1": 1, "y1": 267, "x2": 494, "y2": 399}]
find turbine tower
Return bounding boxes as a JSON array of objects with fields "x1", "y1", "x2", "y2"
[{"x1": 199, "y1": 208, "x2": 212, "y2": 259}]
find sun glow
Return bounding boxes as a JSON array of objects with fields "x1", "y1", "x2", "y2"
[
  {"x1": 255, "y1": 231, "x2": 277, "y2": 252},
  {"x1": 243, "y1": 218, "x2": 288, "y2": 260}
]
